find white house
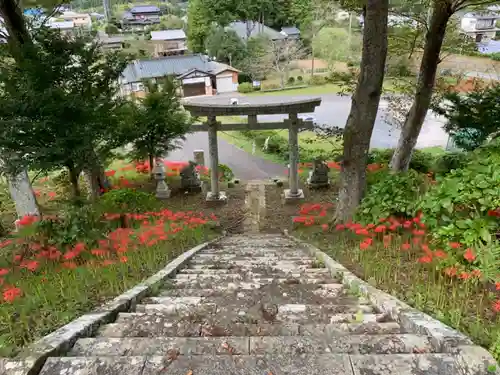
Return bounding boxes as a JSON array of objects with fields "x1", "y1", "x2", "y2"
[{"x1": 461, "y1": 12, "x2": 499, "y2": 43}]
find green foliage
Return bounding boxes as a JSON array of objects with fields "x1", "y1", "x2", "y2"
[
  {"x1": 99, "y1": 189, "x2": 157, "y2": 213},
  {"x1": 297, "y1": 75, "x2": 303, "y2": 82},
  {"x1": 238, "y1": 82, "x2": 254, "y2": 93},
  {"x1": 368, "y1": 149, "x2": 435, "y2": 173},
  {"x1": 35, "y1": 205, "x2": 108, "y2": 246},
  {"x1": 205, "y1": 27, "x2": 246, "y2": 66},
  {"x1": 127, "y1": 77, "x2": 192, "y2": 165},
  {"x1": 288, "y1": 76, "x2": 296, "y2": 84},
  {"x1": 217, "y1": 164, "x2": 234, "y2": 181},
  {"x1": 159, "y1": 14, "x2": 184, "y2": 30},
  {"x1": 0, "y1": 28, "x2": 131, "y2": 198},
  {"x1": 419, "y1": 141, "x2": 500, "y2": 248},
  {"x1": 432, "y1": 83, "x2": 500, "y2": 151},
  {"x1": 186, "y1": 0, "x2": 211, "y2": 52},
  {"x1": 357, "y1": 169, "x2": 428, "y2": 223},
  {"x1": 313, "y1": 27, "x2": 362, "y2": 70},
  {"x1": 433, "y1": 152, "x2": 471, "y2": 176},
  {"x1": 386, "y1": 57, "x2": 413, "y2": 77},
  {"x1": 104, "y1": 23, "x2": 119, "y2": 34},
  {"x1": 308, "y1": 75, "x2": 327, "y2": 86},
  {"x1": 489, "y1": 52, "x2": 500, "y2": 61}
]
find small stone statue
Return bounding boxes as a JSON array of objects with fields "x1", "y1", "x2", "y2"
[
  {"x1": 306, "y1": 158, "x2": 330, "y2": 188},
  {"x1": 180, "y1": 161, "x2": 203, "y2": 193},
  {"x1": 152, "y1": 162, "x2": 171, "y2": 199}
]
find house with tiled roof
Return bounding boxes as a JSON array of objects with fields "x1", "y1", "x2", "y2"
[
  {"x1": 119, "y1": 54, "x2": 239, "y2": 97},
  {"x1": 122, "y1": 5, "x2": 161, "y2": 30},
  {"x1": 228, "y1": 21, "x2": 286, "y2": 42},
  {"x1": 150, "y1": 29, "x2": 187, "y2": 57},
  {"x1": 280, "y1": 26, "x2": 301, "y2": 40}
]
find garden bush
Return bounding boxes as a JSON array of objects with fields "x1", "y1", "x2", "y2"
[
  {"x1": 99, "y1": 189, "x2": 158, "y2": 214},
  {"x1": 489, "y1": 52, "x2": 500, "y2": 61},
  {"x1": 357, "y1": 169, "x2": 428, "y2": 223},
  {"x1": 287, "y1": 76, "x2": 296, "y2": 85},
  {"x1": 433, "y1": 151, "x2": 471, "y2": 176},
  {"x1": 418, "y1": 140, "x2": 500, "y2": 251},
  {"x1": 297, "y1": 75, "x2": 303, "y2": 82},
  {"x1": 367, "y1": 148, "x2": 435, "y2": 173},
  {"x1": 237, "y1": 82, "x2": 253, "y2": 93},
  {"x1": 308, "y1": 75, "x2": 327, "y2": 86},
  {"x1": 217, "y1": 164, "x2": 234, "y2": 181}
]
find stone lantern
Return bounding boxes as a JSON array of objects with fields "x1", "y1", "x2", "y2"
[{"x1": 152, "y1": 161, "x2": 171, "y2": 199}]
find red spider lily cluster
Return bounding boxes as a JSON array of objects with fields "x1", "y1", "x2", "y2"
[
  {"x1": 0, "y1": 210, "x2": 217, "y2": 304},
  {"x1": 293, "y1": 202, "x2": 500, "y2": 313},
  {"x1": 115, "y1": 160, "x2": 210, "y2": 177}
]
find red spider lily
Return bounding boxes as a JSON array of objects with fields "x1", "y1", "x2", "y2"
[
  {"x1": 104, "y1": 213, "x2": 121, "y2": 221},
  {"x1": 459, "y1": 272, "x2": 471, "y2": 280},
  {"x1": 471, "y1": 269, "x2": 482, "y2": 278},
  {"x1": 327, "y1": 161, "x2": 341, "y2": 170},
  {"x1": 335, "y1": 224, "x2": 345, "y2": 231},
  {"x1": 434, "y1": 250, "x2": 447, "y2": 259},
  {"x1": 444, "y1": 267, "x2": 457, "y2": 277},
  {"x1": 105, "y1": 170, "x2": 116, "y2": 177},
  {"x1": 20, "y1": 260, "x2": 39, "y2": 272},
  {"x1": 47, "y1": 191, "x2": 57, "y2": 200},
  {"x1": 401, "y1": 243, "x2": 411, "y2": 251},
  {"x1": 0, "y1": 269, "x2": 9, "y2": 276},
  {"x1": 449, "y1": 242, "x2": 461, "y2": 249},
  {"x1": 496, "y1": 282, "x2": 500, "y2": 291},
  {"x1": 321, "y1": 224, "x2": 328, "y2": 231},
  {"x1": 418, "y1": 256, "x2": 432, "y2": 264},
  {"x1": 488, "y1": 209, "x2": 500, "y2": 217},
  {"x1": 367, "y1": 163, "x2": 382, "y2": 172},
  {"x1": 17, "y1": 215, "x2": 39, "y2": 227},
  {"x1": 383, "y1": 235, "x2": 392, "y2": 247},
  {"x1": 366, "y1": 224, "x2": 375, "y2": 229},
  {"x1": 403, "y1": 221, "x2": 413, "y2": 229},
  {"x1": 493, "y1": 300, "x2": 500, "y2": 313},
  {"x1": 379, "y1": 218, "x2": 386, "y2": 223},
  {"x1": 374, "y1": 225, "x2": 386, "y2": 233},
  {"x1": 91, "y1": 249, "x2": 109, "y2": 257},
  {"x1": 102, "y1": 260, "x2": 115, "y2": 266},
  {"x1": 355, "y1": 228, "x2": 370, "y2": 236},
  {"x1": 13, "y1": 254, "x2": 22, "y2": 262},
  {"x1": 34, "y1": 190, "x2": 41, "y2": 197},
  {"x1": 119, "y1": 256, "x2": 128, "y2": 263},
  {"x1": 412, "y1": 237, "x2": 422, "y2": 245},
  {"x1": 359, "y1": 241, "x2": 371, "y2": 250},
  {"x1": 464, "y1": 248, "x2": 476, "y2": 262},
  {"x1": 412, "y1": 229, "x2": 426, "y2": 236},
  {"x1": 2, "y1": 286, "x2": 22, "y2": 303}
]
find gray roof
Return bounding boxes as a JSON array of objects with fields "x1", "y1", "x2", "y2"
[
  {"x1": 151, "y1": 29, "x2": 186, "y2": 41},
  {"x1": 121, "y1": 54, "x2": 238, "y2": 83},
  {"x1": 281, "y1": 26, "x2": 300, "y2": 35},
  {"x1": 130, "y1": 5, "x2": 160, "y2": 13},
  {"x1": 228, "y1": 21, "x2": 285, "y2": 41}
]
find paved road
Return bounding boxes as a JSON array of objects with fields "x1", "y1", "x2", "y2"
[{"x1": 168, "y1": 93, "x2": 450, "y2": 180}]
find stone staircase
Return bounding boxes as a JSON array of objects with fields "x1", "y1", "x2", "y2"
[{"x1": 39, "y1": 234, "x2": 464, "y2": 374}]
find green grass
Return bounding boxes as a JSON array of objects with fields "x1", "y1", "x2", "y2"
[
  {"x1": 218, "y1": 131, "x2": 287, "y2": 164},
  {"x1": 249, "y1": 83, "x2": 344, "y2": 96}
]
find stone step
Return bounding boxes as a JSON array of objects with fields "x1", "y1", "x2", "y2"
[
  {"x1": 179, "y1": 267, "x2": 330, "y2": 276},
  {"x1": 40, "y1": 354, "x2": 460, "y2": 375},
  {"x1": 188, "y1": 260, "x2": 317, "y2": 271},
  {"x1": 188, "y1": 256, "x2": 314, "y2": 265},
  {"x1": 194, "y1": 252, "x2": 309, "y2": 260},
  {"x1": 158, "y1": 283, "x2": 349, "y2": 300},
  {"x1": 69, "y1": 334, "x2": 432, "y2": 357},
  {"x1": 98, "y1": 320, "x2": 402, "y2": 338},
  {"x1": 171, "y1": 276, "x2": 340, "y2": 289},
  {"x1": 132, "y1": 303, "x2": 375, "y2": 324}
]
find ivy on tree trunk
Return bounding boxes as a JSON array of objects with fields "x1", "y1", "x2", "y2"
[{"x1": 335, "y1": 0, "x2": 389, "y2": 222}]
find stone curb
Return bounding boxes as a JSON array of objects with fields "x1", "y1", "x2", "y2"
[
  {"x1": 4, "y1": 237, "x2": 223, "y2": 375},
  {"x1": 284, "y1": 231, "x2": 500, "y2": 375}
]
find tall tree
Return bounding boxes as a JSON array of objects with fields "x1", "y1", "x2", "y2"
[
  {"x1": 0, "y1": 29, "x2": 131, "y2": 200},
  {"x1": 205, "y1": 27, "x2": 247, "y2": 66},
  {"x1": 186, "y1": 0, "x2": 211, "y2": 52},
  {"x1": 390, "y1": 0, "x2": 499, "y2": 171},
  {"x1": 335, "y1": 0, "x2": 389, "y2": 222},
  {"x1": 128, "y1": 78, "x2": 192, "y2": 173}
]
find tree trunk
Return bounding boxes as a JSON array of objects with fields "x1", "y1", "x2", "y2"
[
  {"x1": 8, "y1": 170, "x2": 40, "y2": 218},
  {"x1": 390, "y1": 1, "x2": 452, "y2": 171},
  {"x1": 149, "y1": 153, "x2": 155, "y2": 178},
  {"x1": 67, "y1": 165, "x2": 81, "y2": 199},
  {"x1": 334, "y1": 0, "x2": 389, "y2": 223},
  {"x1": 84, "y1": 148, "x2": 111, "y2": 201}
]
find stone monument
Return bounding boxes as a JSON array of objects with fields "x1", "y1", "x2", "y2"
[
  {"x1": 152, "y1": 162, "x2": 171, "y2": 199},
  {"x1": 306, "y1": 158, "x2": 330, "y2": 189},
  {"x1": 180, "y1": 161, "x2": 203, "y2": 193}
]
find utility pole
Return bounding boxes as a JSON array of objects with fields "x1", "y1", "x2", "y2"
[
  {"x1": 103, "y1": 0, "x2": 112, "y2": 22},
  {"x1": 348, "y1": 11, "x2": 352, "y2": 59}
]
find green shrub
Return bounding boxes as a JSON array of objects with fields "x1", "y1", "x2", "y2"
[
  {"x1": 217, "y1": 164, "x2": 234, "y2": 181},
  {"x1": 237, "y1": 82, "x2": 253, "y2": 93},
  {"x1": 287, "y1": 76, "x2": 296, "y2": 85},
  {"x1": 433, "y1": 152, "x2": 471, "y2": 175},
  {"x1": 99, "y1": 189, "x2": 157, "y2": 214},
  {"x1": 367, "y1": 149, "x2": 435, "y2": 173},
  {"x1": 308, "y1": 75, "x2": 327, "y2": 86},
  {"x1": 262, "y1": 83, "x2": 281, "y2": 91},
  {"x1": 418, "y1": 141, "x2": 500, "y2": 249},
  {"x1": 357, "y1": 169, "x2": 427, "y2": 223},
  {"x1": 297, "y1": 75, "x2": 303, "y2": 82},
  {"x1": 489, "y1": 52, "x2": 500, "y2": 61},
  {"x1": 104, "y1": 24, "x2": 119, "y2": 34},
  {"x1": 328, "y1": 70, "x2": 355, "y2": 83}
]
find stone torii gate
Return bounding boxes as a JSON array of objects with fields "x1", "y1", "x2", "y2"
[{"x1": 182, "y1": 96, "x2": 322, "y2": 203}]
